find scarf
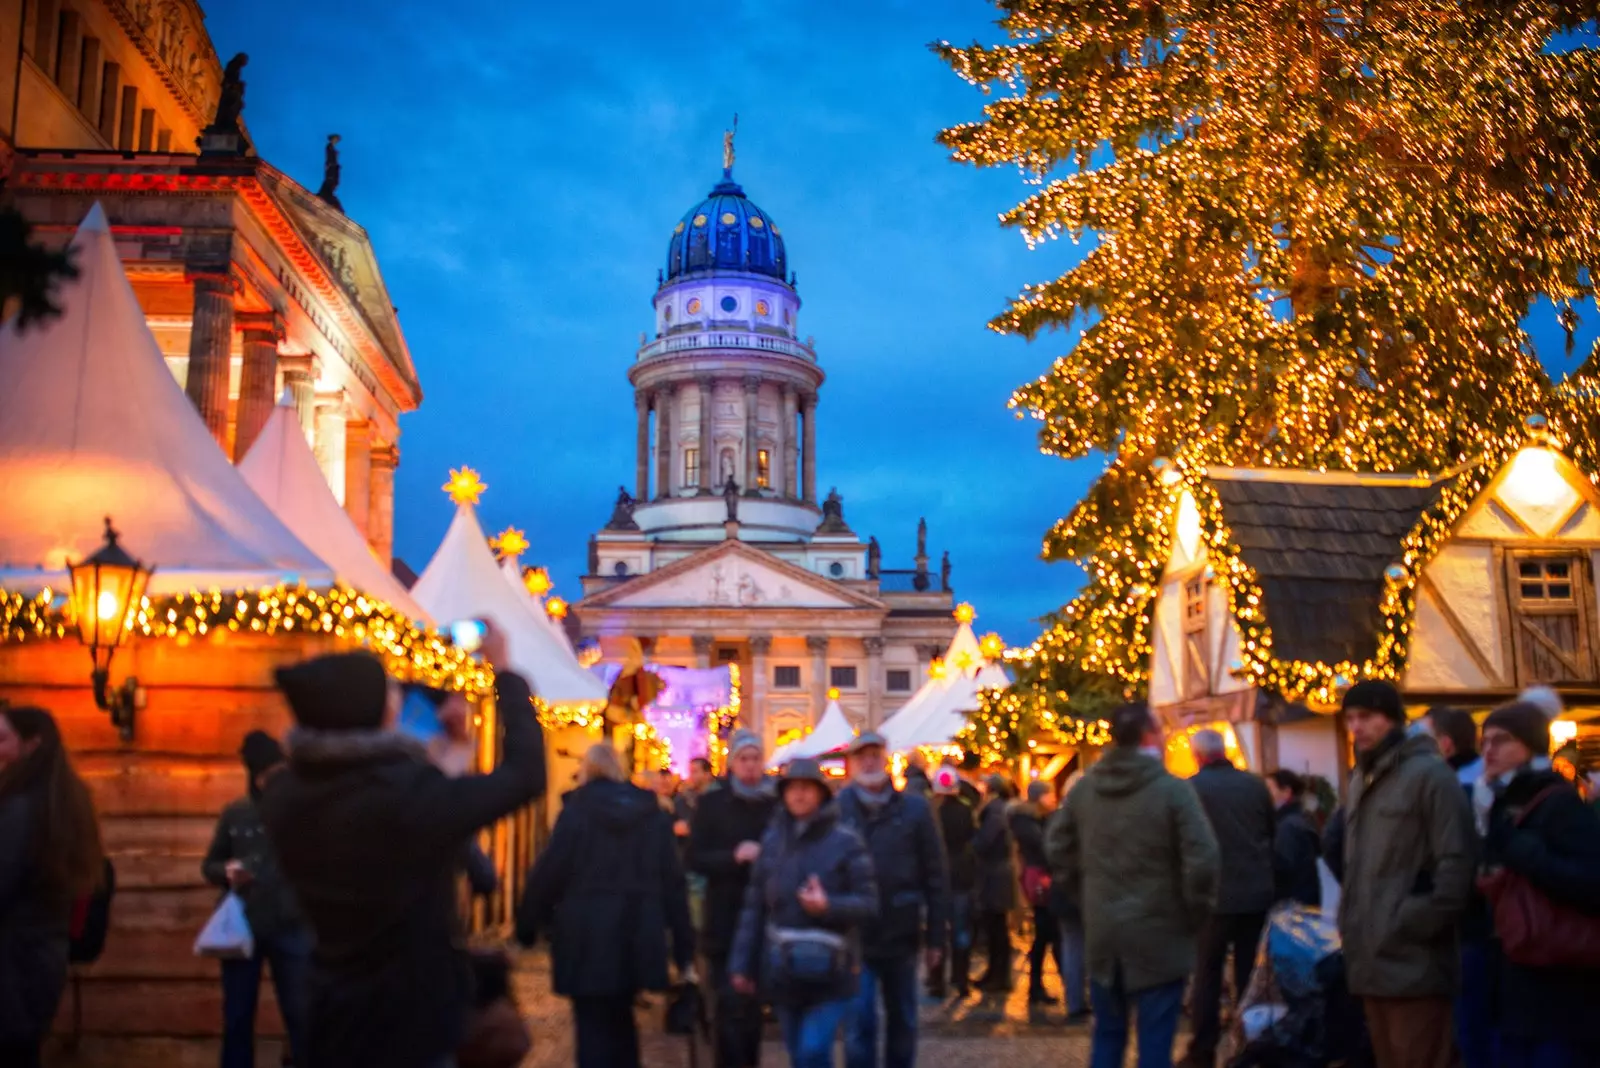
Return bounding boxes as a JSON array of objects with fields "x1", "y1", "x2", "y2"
[
  {"x1": 730, "y1": 774, "x2": 775, "y2": 801},
  {"x1": 849, "y1": 780, "x2": 894, "y2": 811},
  {"x1": 1472, "y1": 757, "x2": 1552, "y2": 836},
  {"x1": 1356, "y1": 728, "x2": 1406, "y2": 774}
]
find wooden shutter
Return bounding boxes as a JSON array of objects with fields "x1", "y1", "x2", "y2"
[
  {"x1": 1182, "y1": 577, "x2": 1211, "y2": 699},
  {"x1": 1505, "y1": 552, "x2": 1595, "y2": 685}
]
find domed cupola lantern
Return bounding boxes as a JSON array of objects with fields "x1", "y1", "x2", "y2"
[{"x1": 663, "y1": 120, "x2": 788, "y2": 285}]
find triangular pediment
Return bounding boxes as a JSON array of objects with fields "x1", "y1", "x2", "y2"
[{"x1": 580, "y1": 541, "x2": 886, "y2": 611}]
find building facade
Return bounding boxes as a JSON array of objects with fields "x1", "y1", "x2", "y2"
[
  {"x1": 1, "y1": 0, "x2": 419, "y2": 564},
  {"x1": 575, "y1": 156, "x2": 957, "y2": 751}
]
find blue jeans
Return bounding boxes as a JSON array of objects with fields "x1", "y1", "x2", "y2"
[
  {"x1": 780, "y1": 998, "x2": 851, "y2": 1068},
  {"x1": 1089, "y1": 974, "x2": 1183, "y2": 1068},
  {"x1": 1059, "y1": 916, "x2": 1088, "y2": 1015},
  {"x1": 221, "y1": 927, "x2": 312, "y2": 1068},
  {"x1": 845, "y1": 955, "x2": 920, "y2": 1068},
  {"x1": 1458, "y1": 941, "x2": 1494, "y2": 1068}
]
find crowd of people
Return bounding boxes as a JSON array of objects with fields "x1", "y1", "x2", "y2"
[{"x1": 1, "y1": 623, "x2": 1598, "y2": 1068}]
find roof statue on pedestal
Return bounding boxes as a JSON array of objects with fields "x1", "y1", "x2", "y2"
[
  {"x1": 941, "y1": 550, "x2": 951, "y2": 592},
  {"x1": 605, "y1": 485, "x2": 639, "y2": 531},
  {"x1": 914, "y1": 517, "x2": 930, "y2": 591},
  {"x1": 867, "y1": 536, "x2": 881, "y2": 578},
  {"x1": 212, "y1": 53, "x2": 247, "y2": 130},
  {"x1": 723, "y1": 113, "x2": 738, "y2": 175},
  {"x1": 817, "y1": 487, "x2": 852, "y2": 534},
  {"x1": 916, "y1": 517, "x2": 927, "y2": 558},
  {"x1": 723, "y1": 475, "x2": 740, "y2": 522},
  {"x1": 317, "y1": 134, "x2": 343, "y2": 213}
]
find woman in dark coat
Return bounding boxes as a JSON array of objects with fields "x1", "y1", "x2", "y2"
[
  {"x1": 972, "y1": 773, "x2": 1017, "y2": 993},
  {"x1": 929, "y1": 766, "x2": 976, "y2": 999},
  {"x1": 517, "y1": 744, "x2": 695, "y2": 1068},
  {"x1": 1478, "y1": 703, "x2": 1600, "y2": 1068},
  {"x1": 728, "y1": 757, "x2": 878, "y2": 1068},
  {"x1": 0, "y1": 707, "x2": 104, "y2": 1068},
  {"x1": 1265, "y1": 769, "x2": 1322, "y2": 907}
]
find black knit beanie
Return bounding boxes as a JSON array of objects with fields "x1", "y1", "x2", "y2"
[
  {"x1": 273, "y1": 651, "x2": 389, "y2": 731},
  {"x1": 1341, "y1": 679, "x2": 1404, "y2": 723},
  {"x1": 239, "y1": 730, "x2": 285, "y2": 777},
  {"x1": 1483, "y1": 701, "x2": 1553, "y2": 757}
]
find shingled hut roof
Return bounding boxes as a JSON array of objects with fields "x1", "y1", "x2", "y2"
[{"x1": 1207, "y1": 470, "x2": 1453, "y2": 666}]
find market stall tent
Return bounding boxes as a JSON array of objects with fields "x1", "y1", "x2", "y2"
[
  {"x1": 881, "y1": 615, "x2": 1009, "y2": 752},
  {"x1": 768, "y1": 696, "x2": 857, "y2": 768},
  {"x1": 0, "y1": 205, "x2": 331, "y2": 594},
  {"x1": 239, "y1": 394, "x2": 431, "y2": 624}
]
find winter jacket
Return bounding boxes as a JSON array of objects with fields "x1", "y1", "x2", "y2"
[
  {"x1": 202, "y1": 796, "x2": 305, "y2": 940},
  {"x1": 973, "y1": 797, "x2": 1017, "y2": 912},
  {"x1": 0, "y1": 788, "x2": 70, "y2": 1046},
  {"x1": 689, "y1": 778, "x2": 779, "y2": 962},
  {"x1": 1272, "y1": 801, "x2": 1322, "y2": 908},
  {"x1": 936, "y1": 794, "x2": 977, "y2": 893},
  {"x1": 259, "y1": 670, "x2": 546, "y2": 1068},
  {"x1": 1190, "y1": 760, "x2": 1277, "y2": 915},
  {"x1": 1009, "y1": 800, "x2": 1050, "y2": 871},
  {"x1": 516, "y1": 777, "x2": 694, "y2": 997},
  {"x1": 1046, "y1": 747, "x2": 1220, "y2": 993},
  {"x1": 728, "y1": 804, "x2": 879, "y2": 1006},
  {"x1": 835, "y1": 785, "x2": 949, "y2": 960},
  {"x1": 1481, "y1": 769, "x2": 1600, "y2": 1051},
  {"x1": 1338, "y1": 731, "x2": 1473, "y2": 999},
  {"x1": 903, "y1": 766, "x2": 932, "y2": 798}
]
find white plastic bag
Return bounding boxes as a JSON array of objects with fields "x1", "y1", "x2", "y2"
[{"x1": 194, "y1": 892, "x2": 254, "y2": 959}]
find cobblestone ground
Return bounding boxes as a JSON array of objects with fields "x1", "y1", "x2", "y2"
[{"x1": 512, "y1": 948, "x2": 1117, "y2": 1068}]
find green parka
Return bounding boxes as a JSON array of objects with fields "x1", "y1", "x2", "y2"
[
  {"x1": 1339, "y1": 732, "x2": 1474, "y2": 999},
  {"x1": 1045, "y1": 748, "x2": 1220, "y2": 993}
]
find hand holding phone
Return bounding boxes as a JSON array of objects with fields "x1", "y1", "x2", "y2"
[{"x1": 449, "y1": 619, "x2": 486, "y2": 654}]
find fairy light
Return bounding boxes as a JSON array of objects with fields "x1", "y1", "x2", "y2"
[{"x1": 937, "y1": 8, "x2": 1600, "y2": 735}]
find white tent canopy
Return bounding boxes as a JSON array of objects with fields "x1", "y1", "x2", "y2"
[
  {"x1": 768, "y1": 698, "x2": 856, "y2": 768},
  {"x1": 500, "y1": 556, "x2": 578, "y2": 656},
  {"x1": 239, "y1": 394, "x2": 430, "y2": 624},
  {"x1": 880, "y1": 618, "x2": 1010, "y2": 752},
  {"x1": 0, "y1": 205, "x2": 331, "y2": 594},
  {"x1": 412, "y1": 498, "x2": 605, "y2": 706}
]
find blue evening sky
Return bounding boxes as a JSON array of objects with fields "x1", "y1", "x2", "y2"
[
  {"x1": 201, "y1": 3, "x2": 1592, "y2": 645},
  {"x1": 202, "y1": 0, "x2": 1092, "y2": 643}
]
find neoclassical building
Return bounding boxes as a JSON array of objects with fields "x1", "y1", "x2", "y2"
[
  {"x1": 575, "y1": 149, "x2": 957, "y2": 750},
  {"x1": 1, "y1": 0, "x2": 418, "y2": 564}
]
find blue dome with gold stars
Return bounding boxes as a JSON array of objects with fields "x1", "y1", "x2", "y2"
[{"x1": 665, "y1": 171, "x2": 788, "y2": 284}]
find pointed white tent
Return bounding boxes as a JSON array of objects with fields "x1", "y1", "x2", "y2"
[
  {"x1": 768, "y1": 697, "x2": 857, "y2": 768},
  {"x1": 500, "y1": 555, "x2": 578, "y2": 655},
  {"x1": 881, "y1": 613, "x2": 1010, "y2": 752},
  {"x1": 0, "y1": 205, "x2": 331, "y2": 593},
  {"x1": 412, "y1": 494, "x2": 605, "y2": 706},
  {"x1": 239, "y1": 395, "x2": 431, "y2": 623}
]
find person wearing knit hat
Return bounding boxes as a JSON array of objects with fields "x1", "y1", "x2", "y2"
[
  {"x1": 257, "y1": 619, "x2": 549, "y2": 1068},
  {"x1": 1476, "y1": 696, "x2": 1600, "y2": 1065},
  {"x1": 203, "y1": 729, "x2": 310, "y2": 1068},
  {"x1": 971, "y1": 771, "x2": 1018, "y2": 994},
  {"x1": 1337, "y1": 677, "x2": 1474, "y2": 1068},
  {"x1": 1010, "y1": 779, "x2": 1066, "y2": 1010},
  {"x1": 927, "y1": 764, "x2": 977, "y2": 1000}
]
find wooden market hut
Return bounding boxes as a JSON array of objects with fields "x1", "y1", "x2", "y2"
[
  {"x1": 1148, "y1": 438, "x2": 1600, "y2": 788},
  {"x1": 0, "y1": 208, "x2": 478, "y2": 1063}
]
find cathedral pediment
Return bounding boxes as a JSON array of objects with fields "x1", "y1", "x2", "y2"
[{"x1": 581, "y1": 541, "x2": 885, "y2": 611}]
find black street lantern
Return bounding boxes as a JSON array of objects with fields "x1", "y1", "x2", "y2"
[{"x1": 66, "y1": 518, "x2": 153, "y2": 741}]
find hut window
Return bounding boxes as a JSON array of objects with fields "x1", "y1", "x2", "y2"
[
  {"x1": 1507, "y1": 552, "x2": 1594, "y2": 685},
  {"x1": 1183, "y1": 577, "x2": 1210, "y2": 699}
]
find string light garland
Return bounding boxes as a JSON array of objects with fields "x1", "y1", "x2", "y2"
[{"x1": 937, "y1": 0, "x2": 1600, "y2": 733}]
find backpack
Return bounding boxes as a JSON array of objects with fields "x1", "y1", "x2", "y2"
[{"x1": 69, "y1": 857, "x2": 115, "y2": 964}]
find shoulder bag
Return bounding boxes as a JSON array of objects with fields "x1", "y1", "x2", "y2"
[{"x1": 1477, "y1": 785, "x2": 1600, "y2": 969}]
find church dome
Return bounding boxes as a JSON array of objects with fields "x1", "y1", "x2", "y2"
[{"x1": 665, "y1": 172, "x2": 788, "y2": 284}]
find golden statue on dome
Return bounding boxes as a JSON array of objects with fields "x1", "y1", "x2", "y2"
[{"x1": 723, "y1": 113, "x2": 738, "y2": 173}]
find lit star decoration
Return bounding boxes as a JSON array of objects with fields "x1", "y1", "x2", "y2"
[
  {"x1": 935, "y1": 0, "x2": 1600, "y2": 743},
  {"x1": 979, "y1": 632, "x2": 1006, "y2": 661},
  {"x1": 545, "y1": 595, "x2": 569, "y2": 620},
  {"x1": 954, "y1": 603, "x2": 976, "y2": 625},
  {"x1": 489, "y1": 527, "x2": 529, "y2": 560},
  {"x1": 443, "y1": 467, "x2": 486, "y2": 506},
  {"x1": 827, "y1": 686, "x2": 841, "y2": 701},
  {"x1": 522, "y1": 567, "x2": 553, "y2": 597}
]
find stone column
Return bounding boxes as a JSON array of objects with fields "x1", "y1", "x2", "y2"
[
  {"x1": 801, "y1": 392, "x2": 818, "y2": 505},
  {"x1": 635, "y1": 389, "x2": 651, "y2": 500},
  {"x1": 864, "y1": 636, "x2": 885, "y2": 729},
  {"x1": 806, "y1": 634, "x2": 829, "y2": 725},
  {"x1": 774, "y1": 384, "x2": 790, "y2": 498},
  {"x1": 344, "y1": 419, "x2": 373, "y2": 541},
  {"x1": 691, "y1": 634, "x2": 714, "y2": 670},
  {"x1": 279, "y1": 355, "x2": 317, "y2": 441},
  {"x1": 369, "y1": 444, "x2": 399, "y2": 567},
  {"x1": 749, "y1": 634, "x2": 772, "y2": 740},
  {"x1": 232, "y1": 312, "x2": 281, "y2": 462},
  {"x1": 654, "y1": 384, "x2": 674, "y2": 499},
  {"x1": 315, "y1": 399, "x2": 348, "y2": 504},
  {"x1": 183, "y1": 270, "x2": 235, "y2": 447},
  {"x1": 697, "y1": 376, "x2": 715, "y2": 495},
  {"x1": 781, "y1": 385, "x2": 799, "y2": 499},
  {"x1": 743, "y1": 375, "x2": 761, "y2": 492}
]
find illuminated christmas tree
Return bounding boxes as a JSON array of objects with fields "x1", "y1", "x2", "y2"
[{"x1": 937, "y1": 0, "x2": 1600, "y2": 752}]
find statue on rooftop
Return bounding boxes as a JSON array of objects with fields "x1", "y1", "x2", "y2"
[
  {"x1": 867, "y1": 536, "x2": 881, "y2": 578},
  {"x1": 317, "y1": 134, "x2": 343, "y2": 212},
  {"x1": 941, "y1": 550, "x2": 951, "y2": 591},
  {"x1": 606, "y1": 485, "x2": 638, "y2": 531},
  {"x1": 916, "y1": 517, "x2": 928, "y2": 560},
  {"x1": 212, "y1": 53, "x2": 248, "y2": 130},
  {"x1": 723, "y1": 475, "x2": 740, "y2": 522},
  {"x1": 723, "y1": 113, "x2": 738, "y2": 173}
]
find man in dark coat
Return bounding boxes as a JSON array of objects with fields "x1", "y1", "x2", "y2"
[
  {"x1": 836, "y1": 731, "x2": 948, "y2": 1068},
  {"x1": 518, "y1": 743, "x2": 695, "y2": 1068},
  {"x1": 1264, "y1": 769, "x2": 1321, "y2": 908},
  {"x1": 259, "y1": 625, "x2": 546, "y2": 1068},
  {"x1": 972, "y1": 772, "x2": 1017, "y2": 993},
  {"x1": 1478, "y1": 701, "x2": 1600, "y2": 1067},
  {"x1": 1010, "y1": 781, "x2": 1066, "y2": 1007},
  {"x1": 928, "y1": 765, "x2": 976, "y2": 999},
  {"x1": 203, "y1": 731, "x2": 311, "y2": 1068},
  {"x1": 689, "y1": 730, "x2": 778, "y2": 1068},
  {"x1": 1338, "y1": 680, "x2": 1472, "y2": 1068},
  {"x1": 1182, "y1": 729, "x2": 1277, "y2": 1068}
]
